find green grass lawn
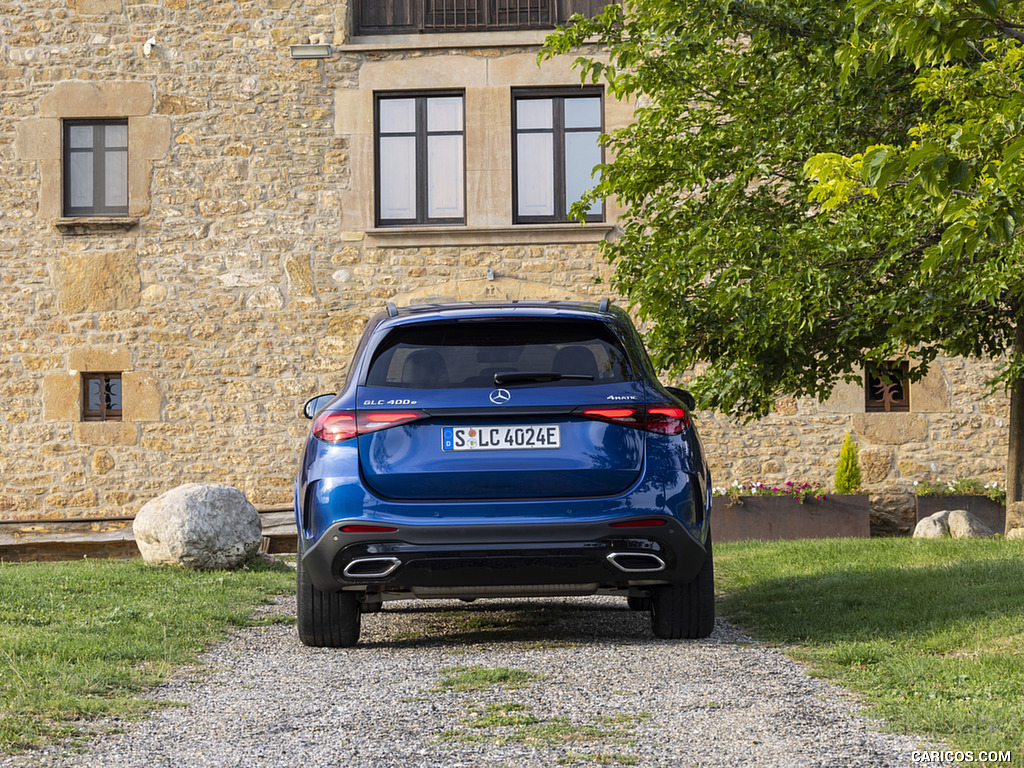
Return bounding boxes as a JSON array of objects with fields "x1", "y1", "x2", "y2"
[
  {"x1": 716, "y1": 537, "x2": 1024, "y2": 760},
  {"x1": 1, "y1": 539, "x2": 1022, "y2": 761},
  {"x1": 0, "y1": 557, "x2": 294, "y2": 752}
]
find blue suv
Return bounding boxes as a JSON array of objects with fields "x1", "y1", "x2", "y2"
[{"x1": 295, "y1": 301, "x2": 713, "y2": 646}]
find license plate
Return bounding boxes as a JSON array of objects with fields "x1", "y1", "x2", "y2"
[{"x1": 441, "y1": 425, "x2": 560, "y2": 451}]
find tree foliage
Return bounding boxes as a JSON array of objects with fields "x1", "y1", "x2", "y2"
[{"x1": 544, "y1": 0, "x2": 1024, "y2": 420}]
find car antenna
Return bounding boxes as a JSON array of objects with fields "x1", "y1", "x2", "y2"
[
  {"x1": 387, "y1": 302, "x2": 398, "y2": 318},
  {"x1": 599, "y1": 298, "x2": 611, "y2": 312}
]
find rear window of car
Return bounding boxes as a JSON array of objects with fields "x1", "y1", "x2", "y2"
[{"x1": 365, "y1": 319, "x2": 633, "y2": 389}]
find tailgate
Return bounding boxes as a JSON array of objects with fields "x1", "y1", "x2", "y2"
[{"x1": 356, "y1": 383, "x2": 645, "y2": 500}]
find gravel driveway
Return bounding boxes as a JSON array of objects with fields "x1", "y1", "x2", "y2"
[{"x1": 6, "y1": 595, "x2": 946, "y2": 768}]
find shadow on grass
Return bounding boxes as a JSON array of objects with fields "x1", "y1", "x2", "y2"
[{"x1": 717, "y1": 544, "x2": 1024, "y2": 648}]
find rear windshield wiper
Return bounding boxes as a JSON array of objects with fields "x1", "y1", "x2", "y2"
[{"x1": 494, "y1": 371, "x2": 594, "y2": 385}]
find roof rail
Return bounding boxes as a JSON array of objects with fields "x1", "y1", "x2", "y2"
[
  {"x1": 386, "y1": 302, "x2": 399, "y2": 318},
  {"x1": 599, "y1": 298, "x2": 611, "y2": 313}
]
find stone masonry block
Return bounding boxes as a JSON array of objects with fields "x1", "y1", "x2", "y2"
[
  {"x1": 51, "y1": 251, "x2": 141, "y2": 314},
  {"x1": 73, "y1": 421, "x2": 140, "y2": 447},
  {"x1": 819, "y1": 370, "x2": 864, "y2": 413},
  {"x1": 911, "y1": 364, "x2": 951, "y2": 413},
  {"x1": 123, "y1": 371, "x2": 162, "y2": 422},
  {"x1": 68, "y1": 0, "x2": 124, "y2": 13},
  {"x1": 40, "y1": 81, "x2": 153, "y2": 118},
  {"x1": 42, "y1": 371, "x2": 80, "y2": 422},
  {"x1": 68, "y1": 346, "x2": 133, "y2": 373},
  {"x1": 850, "y1": 413, "x2": 930, "y2": 445},
  {"x1": 13, "y1": 118, "x2": 61, "y2": 161}
]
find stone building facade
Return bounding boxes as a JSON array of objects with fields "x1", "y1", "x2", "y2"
[{"x1": 0, "y1": 0, "x2": 1010, "y2": 527}]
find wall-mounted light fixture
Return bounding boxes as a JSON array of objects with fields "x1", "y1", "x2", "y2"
[{"x1": 290, "y1": 43, "x2": 332, "y2": 59}]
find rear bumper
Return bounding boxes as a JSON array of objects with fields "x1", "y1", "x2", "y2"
[{"x1": 301, "y1": 517, "x2": 708, "y2": 594}]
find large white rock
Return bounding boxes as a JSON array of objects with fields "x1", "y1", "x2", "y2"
[
  {"x1": 912, "y1": 509, "x2": 995, "y2": 540},
  {"x1": 133, "y1": 483, "x2": 262, "y2": 570},
  {"x1": 913, "y1": 510, "x2": 951, "y2": 539},
  {"x1": 947, "y1": 509, "x2": 995, "y2": 539}
]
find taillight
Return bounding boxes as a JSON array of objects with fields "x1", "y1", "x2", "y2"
[
  {"x1": 313, "y1": 410, "x2": 427, "y2": 443},
  {"x1": 574, "y1": 405, "x2": 690, "y2": 434},
  {"x1": 360, "y1": 411, "x2": 422, "y2": 432},
  {"x1": 645, "y1": 406, "x2": 691, "y2": 435},
  {"x1": 313, "y1": 412, "x2": 358, "y2": 442},
  {"x1": 576, "y1": 407, "x2": 644, "y2": 427}
]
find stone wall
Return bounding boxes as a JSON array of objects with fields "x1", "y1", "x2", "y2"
[
  {"x1": 689, "y1": 360, "x2": 1010, "y2": 535},
  {"x1": 0, "y1": 0, "x2": 621, "y2": 520},
  {"x1": 0, "y1": 0, "x2": 1011, "y2": 524},
  {"x1": 694, "y1": 359, "x2": 1010, "y2": 492}
]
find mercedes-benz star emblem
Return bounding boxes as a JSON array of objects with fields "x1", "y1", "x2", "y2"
[{"x1": 489, "y1": 388, "x2": 511, "y2": 405}]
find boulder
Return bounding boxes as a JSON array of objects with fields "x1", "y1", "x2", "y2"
[
  {"x1": 1007, "y1": 527, "x2": 1024, "y2": 540},
  {"x1": 133, "y1": 483, "x2": 262, "y2": 570},
  {"x1": 912, "y1": 509, "x2": 996, "y2": 540},
  {"x1": 913, "y1": 510, "x2": 951, "y2": 539},
  {"x1": 947, "y1": 509, "x2": 995, "y2": 539}
]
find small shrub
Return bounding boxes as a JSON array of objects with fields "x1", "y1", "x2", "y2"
[{"x1": 833, "y1": 432, "x2": 862, "y2": 495}]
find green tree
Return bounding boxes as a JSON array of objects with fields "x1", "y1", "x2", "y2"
[{"x1": 544, "y1": 0, "x2": 1024, "y2": 532}]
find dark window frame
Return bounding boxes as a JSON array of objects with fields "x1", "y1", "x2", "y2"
[
  {"x1": 865, "y1": 361, "x2": 910, "y2": 413},
  {"x1": 374, "y1": 91, "x2": 467, "y2": 228},
  {"x1": 62, "y1": 119, "x2": 129, "y2": 218},
  {"x1": 355, "y1": 0, "x2": 607, "y2": 35},
  {"x1": 512, "y1": 87, "x2": 605, "y2": 225},
  {"x1": 81, "y1": 372, "x2": 124, "y2": 422}
]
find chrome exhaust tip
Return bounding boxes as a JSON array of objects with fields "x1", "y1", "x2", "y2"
[
  {"x1": 343, "y1": 556, "x2": 402, "y2": 579},
  {"x1": 607, "y1": 552, "x2": 666, "y2": 573}
]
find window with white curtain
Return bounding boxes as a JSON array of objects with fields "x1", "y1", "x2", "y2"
[
  {"x1": 62, "y1": 119, "x2": 129, "y2": 217},
  {"x1": 512, "y1": 89, "x2": 604, "y2": 224},
  {"x1": 376, "y1": 92, "x2": 465, "y2": 226}
]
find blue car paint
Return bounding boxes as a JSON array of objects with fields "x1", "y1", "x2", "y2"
[{"x1": 294, "y1": 301, "x2": 711, "y2": 594}]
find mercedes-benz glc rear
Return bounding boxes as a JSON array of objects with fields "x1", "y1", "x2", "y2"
[{"x1": 294, "y1": 300, "x2": 713, "y2": 646}]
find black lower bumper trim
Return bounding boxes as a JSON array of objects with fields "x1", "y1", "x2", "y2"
[{"x1": 302, "y1": 522, "x2": 707, "y2": 593}]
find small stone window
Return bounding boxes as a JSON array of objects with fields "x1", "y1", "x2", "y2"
[
  {"x1": 82, "y1": 373, "x2": 123, "y2": 422},
  {"x1": 63, "y1": 119, "x2": 129, "y2": 217},
  {"x1": 865, "y1": 361, "x2": 910, "y2": 413}
]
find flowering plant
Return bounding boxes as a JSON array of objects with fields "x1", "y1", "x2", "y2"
[
  {"x1": 712, "y1": 480, "x2": 828, "y2": 505},
  {"x1": 914, "y1": 478, "x2": 1005, "y2": 505}
]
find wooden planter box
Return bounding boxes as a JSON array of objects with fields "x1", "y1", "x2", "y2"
[
  {"x1": 712, "y1": 495, "x2": 871, "y2": 543},
  {"x1": 915, "y1": 495, "x2": 1005, "y2": 534}
]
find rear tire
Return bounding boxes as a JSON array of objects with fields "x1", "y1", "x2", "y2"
[
  {"x1": 651, "y1": 532, "x2": 714, "y2": 639},
  {"x1": 296, "y1": 550, "x2": 361, "y2": 647}
]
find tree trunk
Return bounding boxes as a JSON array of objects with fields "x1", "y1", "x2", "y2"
[{"x1": 1006, "y1": 322, "x2": 1024, "y2": 535}]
